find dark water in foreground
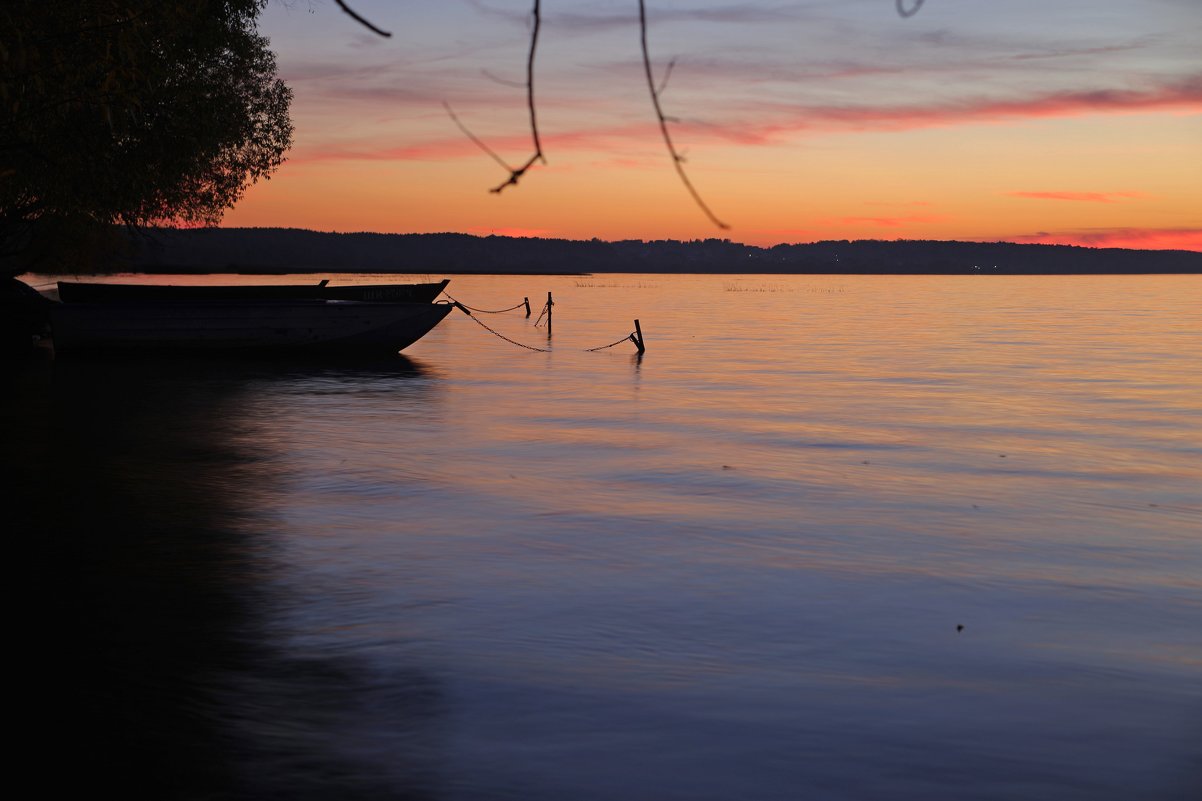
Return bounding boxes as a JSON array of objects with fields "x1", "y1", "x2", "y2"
[{"x1": 7, "y1": 274, "x2": 1201, "y2": 800}]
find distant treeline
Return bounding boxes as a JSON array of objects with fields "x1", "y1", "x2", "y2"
[{"x1": 124, "y1": 228, "x2": 1202, "y2": 275}]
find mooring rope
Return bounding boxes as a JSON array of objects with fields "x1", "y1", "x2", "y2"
[{"x1": 533, "y1": 302, "x2": 550, "y2": 327}]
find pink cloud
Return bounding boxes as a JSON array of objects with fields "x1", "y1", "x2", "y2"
[
  {"x1": 1002, "y1": 227, "x2": 1202, "y2": 251},
  {"x1": 705, "y1": 73, "x2": 1202, "y2": 143},
  {"x1": 820, "y1": 214, "x2": 946, "y2": 228},
  {"x1": 464, "y1": 226, "x2": 555, "y2": 238},
  {"x1": 281, "y1": 74, "x2": 1202, "y2": 166},
  {"x1": 1006, "y1": 191, "x2": 1147, "y2": 203},
  {"x1": 753, "y1": 228, "x2": 818, "y2": 239},
  {"x1": 285, "y1": 120, "x2": 664, "y2": 165}
]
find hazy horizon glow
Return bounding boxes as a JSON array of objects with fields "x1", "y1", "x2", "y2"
[{"x1": 221, "y1": 0, "x2": 1202, "y2": 250}]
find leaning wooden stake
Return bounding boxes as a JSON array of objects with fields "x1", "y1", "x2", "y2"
[
  {"x1": 633, "y1": 319, "x2": 646, "y2": 354},
  {"x1": 524, "y1": 297, "x2": 531, "y2": 317}
]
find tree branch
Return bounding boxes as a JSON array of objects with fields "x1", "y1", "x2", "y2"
[
  {"x1": 443, "y1": 102, "x2": 513, "y2": 174},
  {"x1": 491, "y1": 153, "x2": 541, "y2": 194},
  {"x1": 448, "y1": 1, "x2": 545, "y2": 194},
  {"x1": 481, "y1": 69, "x2": 527, "y2": 90},
  {"x1": 328, "y1": 2, "x2": 927, "y2": 224},
  {"x1": 488, "y1": 0, "x2": 546, "y2": 193},
  {"x1": 638, "y1": 1, "x2": 728, "y2": 230},
  {"x1": 656, "y1": 57, "x2": 677, "y2": 98},
  {"x1": 334, "y1": 0, "x2": 392, "y2": 37}
]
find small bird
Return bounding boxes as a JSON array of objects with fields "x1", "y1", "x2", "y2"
[{"x1": 956, "y1": 624, "x2": 964, "y2": 633}]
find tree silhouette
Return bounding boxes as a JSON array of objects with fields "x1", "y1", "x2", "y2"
[{"x1": 0, "y1": 0, "x2": 293, "y2": 274}]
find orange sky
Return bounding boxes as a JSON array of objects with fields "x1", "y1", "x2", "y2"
[{"x1": 222, "y1": 1, "x2": 1202, "y2": 251}]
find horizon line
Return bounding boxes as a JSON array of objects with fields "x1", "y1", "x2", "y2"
[{"x1": 142, "y1": 226, "x2": 1202, "y2": 255}]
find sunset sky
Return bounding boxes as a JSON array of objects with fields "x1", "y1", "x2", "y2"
[{"x1": 222, "y1": 0, "x2": 1202, "y2": 249}]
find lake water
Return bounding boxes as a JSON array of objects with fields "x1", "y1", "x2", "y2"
[{"x1": 8, "y1": 273, "x2": 1201, "y2": 800}]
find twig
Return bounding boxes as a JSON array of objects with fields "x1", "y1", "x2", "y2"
[
  {"x1": 491, "y1": 152, "x2": 541, "y2": 193},
  {"x1": 482, "y1": 69, "x2": 527, "y2": 90},
  {"x1": 444, "y1": 102, "x2": 513, "y2": 174},
  {"x1": 449, "y1": 2, "x2": 546, "y2": 193},
  {"x1": 333, "y1": 1, "x2": 392, "y2": 37},
  {"x1": 896, "y1": 0, "x2": 926, "y2": 18},
  {"x1": 637, "y1": 1, "x2": 728, "y2": 229},
  {"x1": 656, "y1": 57, "x2": 677, "y2": 97},
  {"x1": 489, "y1": 0, "x2": 545, "y2": 193}
]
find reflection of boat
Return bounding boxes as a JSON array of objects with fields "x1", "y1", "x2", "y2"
[
  {"x1": 56, "y1": 278, "x2": 450, "y2": 304},
  {"x1": 49, "y1": 299, "x2": 457, "y2": 356}
]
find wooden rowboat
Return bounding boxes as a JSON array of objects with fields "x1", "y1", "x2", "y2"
[
  {"x1": 55, "y1": 278, "x2": 450, "y2": 304},
  {"x1": 49, "y1": 298, "x2": 457, "y2": 356}
]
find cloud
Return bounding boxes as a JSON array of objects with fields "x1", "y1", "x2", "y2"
[
  {"x1": 464, "y1": 0, "x2": 802, "y2": 32},
  {"x1": 709, "y1": 73, "x2": 1202, "y2": 143},
  {"x1": 1008, "y1": 39, "x2": 1156, "y2": 62},
  {"x1": 820, "y1": 214, "x2": 946, "y2": 228},
  {"x1": 286, "y1": 133, "x2": 524, "y2": 165},
  {"x1": 753, "y1": 227, "x2": 818, "y2": 239},
  {"x1": 1006, "y1": 191, "x2": 1147, "y2": 203},
  {"x1": 285, "y1": 119, "x2": 663, "y2": 165},
  {"x1": 281, "y1": 62, "x2": 1201, "y2": 168},
  {"x1": 1003, "y1": 227, "x2": 1202, "y2": 250},
  {"x1": 348, "y1": 32, "x2": 389, "y2": 49},
  {"x1": 464, "y1": 226, "x2": 555, "y2": 238}
]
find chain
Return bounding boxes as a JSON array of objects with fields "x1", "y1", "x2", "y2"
[
  {"x1": 442, "y1": 292, "x2": 528, "y2": 314},
  {"x1": 450, "y1": 303, "x2": 639, "y2": 354},
  {"x1": 461, "y1": 309, "x2": 552, "y2": 352},
  {"x1": 585, "y1": 333, "x2": 638, "y2": 352}
]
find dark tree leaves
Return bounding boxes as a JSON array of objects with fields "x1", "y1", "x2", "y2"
[{"x1": 0, "y1": 0, "x2": 293, "y2": 273}]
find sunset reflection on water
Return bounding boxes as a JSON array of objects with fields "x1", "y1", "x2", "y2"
[{"x1": 11, "y1": 273, "x2": 1201, "y2": 800}]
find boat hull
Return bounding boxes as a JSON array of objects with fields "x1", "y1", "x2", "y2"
[
  {"x1": 49, "y1": 299, "x2": 456, "y2": 356},
  {"x1": 56, "y1": 279, "x2": 450, "y2": 304}
]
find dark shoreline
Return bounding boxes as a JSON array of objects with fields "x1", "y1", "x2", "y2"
[
  {"x1": 122, "y1": 268, "x2": 1198, "y2": 276},
  {"x1": 120, "y1": 228, "x2": 1202, "y2": 276}
]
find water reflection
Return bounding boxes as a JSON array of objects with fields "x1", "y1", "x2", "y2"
[
  {"x1": 7, "y1": 273, "x2": 1200, "y2": 800},
  {"x1": 8, "y1": 356, "x2": 443, "y2": 800}
]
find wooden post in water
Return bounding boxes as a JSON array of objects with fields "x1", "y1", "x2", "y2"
[
  {"x1": 546, "y1": 291, "x2": 553, "y2": 335},
  {"x1": 524, "y1": 297, "x2": 531, "y2": 317},
  {"x1": 633, "y1": 319, "x2": 645, "y2": 354}
]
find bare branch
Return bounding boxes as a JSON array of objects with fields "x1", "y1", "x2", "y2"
[
  {"x1": 443, "y1": 102, "x2": 513, "y2": 174},
  {"x1": 333, "y1": 1, "x2": 392, "y2": 38},
  {"x1": 482, "y1": 69, "x2": 527, "y2": 90},
  {"x1": 521, "y1": 1, "x2": 546, "y2": 167},
  {"x1": 352, "y1": 1, "x2": 922, "y2": 224},
  {"x1": 444, "y1": 2, "x2": 545, "y2": 194},
  {"x1": 638, "y1": 1, "x2": 729, "y2": 230},
  {"x1": 656, "y1": 57, "x2": 677, "y2": 97},
  {"x1": 491, "y1": 153, "x2": 542, "y2": 194},
  {"x1": 442, "y1": 2, "x2": 546, "y2": 194}
]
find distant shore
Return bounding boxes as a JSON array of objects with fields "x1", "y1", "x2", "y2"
[{"x1": 120, "y1": 227, "x2": 1202, "y2": 276}]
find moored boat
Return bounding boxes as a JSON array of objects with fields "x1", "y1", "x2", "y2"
[
  {"x1": 49, "y1": 298, "x2": 456, "y2": 356},
  {"x1": 56, "y1": 278, "x2": 450, "y2": 304}
]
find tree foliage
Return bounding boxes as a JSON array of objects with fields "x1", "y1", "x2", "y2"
[{"x1": 0, "y1": 0, "x2": 293, "y2": 273}]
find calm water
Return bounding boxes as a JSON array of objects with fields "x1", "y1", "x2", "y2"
[{"x1": 8, "y1": 273, "x2": 1201, "y2": 800}]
